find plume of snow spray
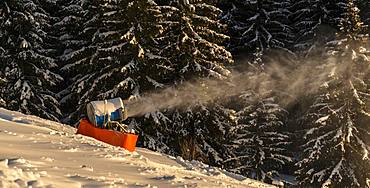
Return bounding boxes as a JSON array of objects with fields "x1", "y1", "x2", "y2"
[{"x1": 125, "y1": 46, "x2": 370, "y2": 117}]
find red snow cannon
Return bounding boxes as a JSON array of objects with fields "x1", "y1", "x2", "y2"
[{"x1": 76, "y1": 98, "x2": 138, "y2": 152}]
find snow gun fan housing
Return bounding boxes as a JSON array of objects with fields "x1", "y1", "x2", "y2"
[
  {"x1": 86, "y1": 98, "x2": 128, "y2": 130},
  {"x1": 77, "y1": 98, "x2": 138, "y2": 152}
]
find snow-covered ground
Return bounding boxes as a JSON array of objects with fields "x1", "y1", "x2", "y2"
[{"x1": 0, "y1": 108, "x2": 275, "y2": 188}]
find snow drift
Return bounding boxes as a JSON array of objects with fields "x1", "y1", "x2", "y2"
[{"x1": 0, "y1": 108, "x2": 274, "y2": 188}]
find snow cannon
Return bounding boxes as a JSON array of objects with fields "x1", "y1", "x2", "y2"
[{"x1": 76, "y1": 98, "x2": 138, "y2": 152}]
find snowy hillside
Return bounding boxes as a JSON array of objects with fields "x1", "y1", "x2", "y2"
[{"x1": 0, "y1": 108, "x2": 274, "y2": 188}]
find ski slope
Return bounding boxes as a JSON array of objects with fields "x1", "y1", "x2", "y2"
[{"x1": 0, "y1": 108, "x2": 275, "y2": 188}]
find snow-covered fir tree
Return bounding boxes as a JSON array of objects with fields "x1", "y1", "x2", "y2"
[
  {"x1": 0, "y1": 0, "x2": 63, "y2": 121},
  {"x1": 291, "y1": 0, "x2": 347, "y2": 55},
  {"x1": 59, "y1": 0, "x2": 169, "y2": 122},
  {"x1": 136, "y1": 0, "x2": 234, "y2": 157},
  {"x1": 296, "y1": 48, "x2": 370, "y2": 187},
  {"x1": 158, "y1": 0, "x2": 233, "y2": 80},
  {"x1": 54, "y1": 0, "x2": 96, "y2": 116},
  {"x1": 296, "y1": 1, "x2": 370, "y2": 186},
  {"x1": 164, "y1": 100, "x2": 236, "y2": 166},
  {"x1": 224, "y1": 90, "x2": 292, "y2": 183},
  {"x1": 54, "y1": 0, "x2": 85, "y2": 64},
  {"x1": 221, "y1": 0, "x2": 294, "y2": 54}
]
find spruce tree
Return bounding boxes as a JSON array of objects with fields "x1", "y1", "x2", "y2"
[
  {"x1": 164, "y1": 99, "x2": 236, "y2": 166},
  {"x1": 56, "y1": 0, "x2": 104, "y2": 121},
  {"x1": 221, "y1": 0, "x2": 294, "y2": 54},
  {"x1": 0, "y1": 0, "x2": 63, "y2": 121},
  {"x1": 291, "y1": 0, "x2": 347, "y2": 55},
  {"x1": 136, "y1": 0, "x2": 234, "y2": 159},
  {"x1": 296, "y1": 48, "x2": 370, "y2": 187},
  {"x1": 59, "y1": 0, "x2": 169, "y2": 122},
  {"x1": 54, "y1": 0, "x2": 85, "y2": 63},
  {"x1": 159, "y1": 0, "x2": 233, "y2": 80},
  {"x1": 224, "y1": 90, "x2": 292, "y2": 183},
  {"x1": 296, "y1": 1, "x2": 370, "y2": 187}
]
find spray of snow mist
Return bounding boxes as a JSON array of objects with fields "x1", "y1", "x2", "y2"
[{"x1": 125, "y1": 46, "x2": 370, "y2": 117}]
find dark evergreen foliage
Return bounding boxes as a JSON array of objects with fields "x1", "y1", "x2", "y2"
[
  {"x1": 158, "y1": 0, "x2": 233, "y2": 80},
  {"x1": 169, "y1": 102, "x2": 235, "y2": 166},
  {"x1": 296, "y1": 46, "x2": 370, "y2": 187},
  {"x1": 224, "y1": 90, "x2": 292, "y2": 183},
  {"x1": 295, "y1": 1, "x2": 370, "y2": 186},
  {"x1": 136, "y1": 0, "x2": 234, "y2": 163},
  {"x1": 0, "y1": 0, "x2": 63, "y2": 121},
  {"x1": 221, "y1": 0, "x2": 294, "y2": 54},
  {"x1": 291, "y1": 0, "x2": 346, "y2": 55},
  {"x1": 59, "y1": 0, "x2": 168, "y2": 122},
  {"x1": 357, "y1": 0, "x2": 370, "y2": 32}
]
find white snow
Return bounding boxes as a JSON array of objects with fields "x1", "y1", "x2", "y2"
[
  {"x1": 146, "y1": 76, "x2": 164, "y2": 88},
  {"x1": 0, "y1": 108, "x2": 274, "y2": 188},
  {"x1": 315, "y1": 115, "x2": 329, "y2": 125}
]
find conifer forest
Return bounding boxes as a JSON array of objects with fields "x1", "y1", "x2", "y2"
[{"x1": 1, "y1": 0, "x2": 370, "y2": 187}]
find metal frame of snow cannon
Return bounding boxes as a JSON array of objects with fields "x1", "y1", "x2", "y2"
[
  {"x1": 101, "y1": 106, "x2": 129, "y2": 132},
  {"x1": 106, "y1": 118, "x2": 128, "y2": 132}
]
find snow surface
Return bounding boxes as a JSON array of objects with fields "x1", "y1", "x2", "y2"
[{"x1": 0, "y1": 108, "x2": 274, "y2": 188}]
